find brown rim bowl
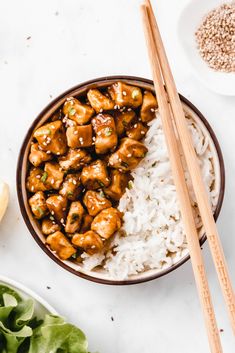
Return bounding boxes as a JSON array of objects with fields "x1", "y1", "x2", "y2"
[{"x1": 17, "y1": 76, "x2": 225, "y2": 285}]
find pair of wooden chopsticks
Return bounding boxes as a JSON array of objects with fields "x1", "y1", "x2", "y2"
[{"x1": 141, "y1": 1, "x2": 235, "y2": 352}]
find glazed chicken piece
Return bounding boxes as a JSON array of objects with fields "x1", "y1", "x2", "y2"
[
  {"x1": 44, "y1": 162, "x2": 64, "y2": 190},
  {"x1": 80, "y1": 214, "x2": 93, "y2": 233},
  {"x1": 108, "y1": 82, "x2": 142, "y2": 108},
  {"x1": 91, "y1": 207, "x2": 123, "y2": 240},
  {"x1": 126, "y1": 122, "x2": 148, "y2": 140},
  {"x1": 26, "y1": 168, "x2": 50, "y2": 192},
  {"x1": 83, "y1": 190, "x2": 112, "y2": 216},
  {"x1": 59, "y1": 173, "x2": 82, "y2": 200},
  {"x1": 104, "y1": 170, "x2": 129, "y2": 201},
  {"x1": 46, "y1": 231, "x2": 76, "y2": 260},
  {"x1": 42, "y1": 218, "x2": 61, "y2": 235},
  {"x1": 46, "y1": 195, "x2": 67, "y2": 225},
  {"x1": 65, "y1": 201, "x2": 85, "y2": 234},
  {"x1": 63, "y1": 97, "x2": 94, "y2": 125},
  {"x1": 87, "y1": 88, "x2": 115, "y2": 113},
  {"x1": 140, "y1": 90, "x2": 158, "y2": 123},
  {"x1": 114, "y1": 109, "x2": 136, "y2": 136},
  {"x1": 29, "y1": 191, "x2": 48, "y2": 219},
  {"x1": 33, "y1": 120, "x2": 67, "y2": 155},
  {"x1": 66, "y1": 124, "x2": 93, "y2": 148},
  {"x1": 72, "y1": 230, "x2": 103, "y2": 255},
  {"x1": 29, "y1": 143, "x2": 52, "y2": 167},
  {"x1": 108, "y1": 138, "x2": 148, "y2": 172},
  {"x1": 92, "y1": 114, "x2": 118, "y2": 154},
  {"x1": 81, "y1": 160, "x2": 110, "y2": 190},
  {"x1": 59, "y1": 148, "x2": 91, "y2": 171}
]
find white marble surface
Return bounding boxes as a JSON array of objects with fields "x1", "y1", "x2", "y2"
[{"x1": 0, "y1": 0, "x2": 234, "y2": 352}]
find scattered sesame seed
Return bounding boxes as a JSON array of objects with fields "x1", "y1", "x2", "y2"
[
  {"x1": 134, "y1": 124, "x2": 137, "y2": 128},
  {"x1": 127, "y1": 153, "x2": 132, "y2": 157},
  {"x1": 141, "y1": 130, "x2": 145, "y2": 135},
  {"x1": 60, "y1": 218, "x2": 64, "y2": 223},
  {"x1": 122, "y1": 91, "x2": 127, "y2": 96},
  {"x1": 51, "y1": 178, "x2": 55, "y2": 184},
  {"x1": 91, "y1": 245, "x2": 96, "y2": 249},
  {"x1": 72, "y1": 180, "x2": 77, "y2": 185},
  {"x1": 51, "y1": 211, "x2": 54, "y2": 215},
  {"x1": 150, "y1": 108, "x2": 155, "y2": 112}
]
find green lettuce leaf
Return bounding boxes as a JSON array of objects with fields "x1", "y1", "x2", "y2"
[
  {"x1": 0, "y1": 286, "x2": 22, "y2": 306},
  {"x1": 0, "y1": 285, "x2": 90, "y2": 353},
  {"x1": 29, "y1": 315, "x2": 88, "y2": 353}
]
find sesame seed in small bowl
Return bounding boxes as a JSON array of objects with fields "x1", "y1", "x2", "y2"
[
  {"x1": 17, "y1": 76, "x2": 225, "y2": 285},
  {"x1": 177, "y1": 0, "x2": 235, "y2": 95}
]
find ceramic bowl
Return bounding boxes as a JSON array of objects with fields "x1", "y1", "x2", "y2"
[
  {"x1": 0, "y1": 275, "x2": 56, "y2": 317},
  {"x1": 17, "y1": 76, "x2": 225, "y2": 285},
  {"x1": 177, "y1": 0, "x2": 235, "y2": 96}
]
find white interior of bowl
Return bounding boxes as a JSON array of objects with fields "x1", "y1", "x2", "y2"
[{"x1": 20, "y1": 78, "x2": 222, "y2": 283}]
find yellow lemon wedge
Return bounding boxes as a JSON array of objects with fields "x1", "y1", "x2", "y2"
[{"x1": 0, "y1": 181, "x2": 9, "y2": 222}]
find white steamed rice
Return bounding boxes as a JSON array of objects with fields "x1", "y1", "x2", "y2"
[{"x1": 81, "y1": 111, "x2": 219, "y2": 279}]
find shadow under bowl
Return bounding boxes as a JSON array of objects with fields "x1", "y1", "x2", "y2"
[{"x1": 17, "y1": 75, "x2": 225, "y2": 285}]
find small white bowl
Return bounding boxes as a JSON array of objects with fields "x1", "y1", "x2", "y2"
[
  {"x1": 0, "y1": 275, "x2": 57, "y2": 318},
  {"x1": 177, "y1": 0, "x2": 235, "y2": 96}
]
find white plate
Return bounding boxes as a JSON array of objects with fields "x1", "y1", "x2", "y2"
[
  {"x1": 177, "y1": 0, "x2": 235, "y2": 96},
  {"x1": 0, "y1": 275, "x2": 57, "y2": 318}
]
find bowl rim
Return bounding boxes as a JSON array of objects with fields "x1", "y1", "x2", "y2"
[
  {"x1": 16, "y1": 75, "x2": 225, "y2": 286},
  {"x1": 0, "y1": 275, "x2": 57, "y2": 315}
]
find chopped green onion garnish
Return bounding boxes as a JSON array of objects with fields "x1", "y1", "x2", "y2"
[
  {"x1": 104, "y1": 127, "x2": 112, "y2": 136},
  {"x1": 41, "y1": 171, "x2": 48, "y2": 183},
  {"x1": 67, "y1": 191, "x2": 74, "y2": 197},
  {"x1": 121, "y1": 161, "x2": 129, "y2": 168},
  {"x1": 69, "y1": 108, "x2": 76, "y2": 116},
  {"x1": 37, "y1": 129, "x2": 51, "y2": 136},
  {"x1": 128, "y1": 181, "x2": 133, "y2": 189},
  {"x1": 99, "y1": 190, "x2": 105, "y2": 198},
  {"x1": 36, "y1": 207, "x2": 44, "y2": 217},
  {"x1": 131, "y1": 89, "x2": 139, "y2": 100}
]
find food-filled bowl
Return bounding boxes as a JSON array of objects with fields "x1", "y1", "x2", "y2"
[{"x1": 17, "y1": 76, "x2": 225, "y2": 285}]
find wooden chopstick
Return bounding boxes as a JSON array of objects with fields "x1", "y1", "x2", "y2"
[
  {"x1": 145, "y1": 0, "x2": 235, "y2": 335},
  {"x1": 140, "y1": 4, "x2": 222, "y2": 353}
]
